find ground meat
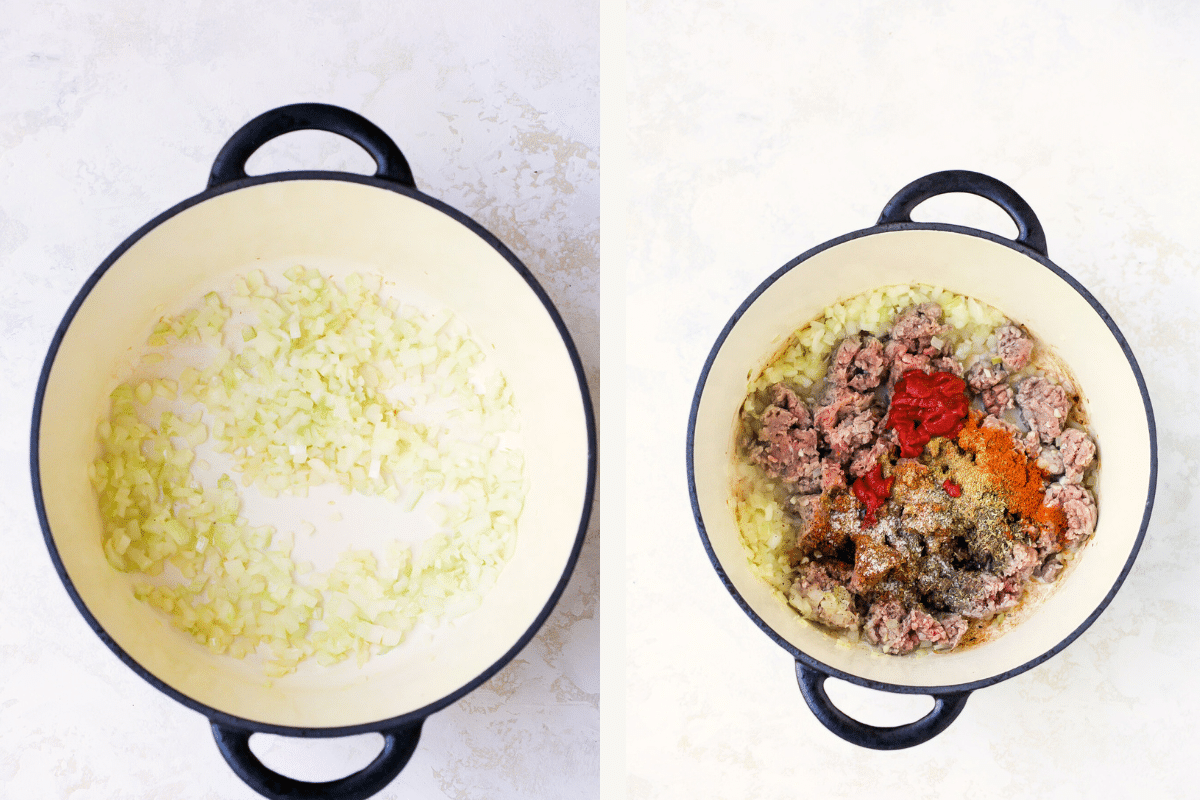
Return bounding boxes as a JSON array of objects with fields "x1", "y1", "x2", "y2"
[
  {"x1": 749, "y1": 384, "x2": 823, "y2": 491},
  {"x1": 980, "y1": 382, "x2": 1014, "y2": 416},
  {"x1": 882, "y1": 338, "x2": 907, "y2": 362},
  {"x1": 789, "y1": 560, "x2": 860, "y2": 631},
  {"x1": 890, "y1": 302, "x2": 950, "y2": 350},
  {"x1": 826, "y1": 404, "x2": 883, "y2": 458},
  {"x1": 932, "y1": 355, "x2": 964, "y2": 377},
  {"x1": 830, "y1": 335, "x2": 889, "y2": 391},
  {"x1": 884, "y1": 304, "x2": 955, "y2": 387},
  {"x1": 913, "y1": 550, "x2": 1021, "y2": 619},
  {"x1": 813, "y1": 385, "x2": 869, "y2": 431},
  {"x1": 1044, "y1": 481, "x2": 1097, "y2": 546},
  {"x1": 1036, "y1": 446, "x2": 1064, "y2": 476},
  {"x1": 981, "y1": 414, "x2": 1041, "y2": 459},
  {"x1": 768, "y1": 382, "x2": 810, "y2": 421},
  {"x1": 1058, "y1": 427, "x2": 1096, "y2": 483},
  {"x1": 820, "y1": 460, "x2": 846, "y2": 492},
  {"x1": 829, "y1": 337, "x2": 859, "y2": 386},
  {"x1": 938, "y1": 614, "x2": 969, "y2": 648},
  {"x1": 1021, "y1": 518, "x2": 1061, "y2": 559},
  {"x1": 785, "y1": 492, "x2": 822, "y2": 527},
  {"x1": 995, "y1": 324, "x2": 1034, "y2": 370},
  {"x1": 965, "y1": 358, "x2": 1008, "y2": 391},
  {"x1": 1035, "y1": 555, "x2": 1063, "y2": 582},
  {"x1": 1001, "y1": 542, "x2": 1040, "y2": 582},
  {"x1": 1021, "y1": 431, "x2": 1042, "y2": 459},
  {"x1": 1016, "y1": 376, "x2": 1071, "y2": 443},
  {"x1": 848, "y1": 429, "x2": 897, "y2": 479},
  {"x1": 888, "y1": 350, "x2": 932, "y2": 386},
  {"x1": 910, "y1": 608, "x2": 968, "y2": 650},
  {"x1": 948, "y1": 571, "x2": 1021, "y2": 619},
  {"x1": 863, "y1": 601, "x2": 967, "y2": 655},
  {"x1": 864, "y1": 600, "x2": 921, "y2": 655}
]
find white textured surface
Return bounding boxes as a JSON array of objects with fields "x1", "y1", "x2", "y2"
[
  {"x1": 0, "y1": 2, "x2": 598, "y2": 798},
  {"x1": 627, "y1": 1, "x2": 1198, "y2": 798}
]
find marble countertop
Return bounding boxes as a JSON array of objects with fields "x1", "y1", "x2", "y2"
[
  {"x1": 0, "y1": 2, "x2": 598, "y2": 798},
  {"x1": 626, "y1": 1, "x2": 1199, "y2": 798}
]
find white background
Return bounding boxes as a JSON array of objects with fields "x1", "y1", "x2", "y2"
[
  {"x1": 0, "y1": 1, "x2": 598, "y2": 798},
  {"x1": 626, "y1": 1, "x2": 1199, "y2": 798}
]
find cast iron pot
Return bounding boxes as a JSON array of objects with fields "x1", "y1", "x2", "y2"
[
  {"x1": 687, "y1": 170, "x2": 1156, "y2": 750},
  {"x1": 32, "y1": 103, "x2": 595, "y2": 799}
]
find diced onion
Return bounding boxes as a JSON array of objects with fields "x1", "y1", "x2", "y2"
[{"x1": 93, "y1": 267, "x2": 525, "y2": 675}]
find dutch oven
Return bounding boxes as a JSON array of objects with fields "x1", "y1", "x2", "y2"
[
  {"x1": 687, "y1": 170, "x2": 1156, "y2": 749},
  {"x1": 32, "y1": 103, "x2": 595, "y2": 798}
]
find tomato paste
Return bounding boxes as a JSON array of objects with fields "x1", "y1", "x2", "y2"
[
  {"x1": 851, "y1": 463, "x2": 894, "y2": 528},
  {"x1": 886, "y1": 370, "x2": 970, "y2": 458}
]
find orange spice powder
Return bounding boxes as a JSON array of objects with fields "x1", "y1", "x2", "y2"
[{"x1": 956, "y1": 412, "x2": 1066, "y2": 537}]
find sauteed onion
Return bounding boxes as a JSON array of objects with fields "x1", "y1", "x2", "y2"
[{"x1": 90, "y1": 267, "x2": 526, "y2": 676}]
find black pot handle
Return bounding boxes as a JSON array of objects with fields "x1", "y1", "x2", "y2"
[
  {"x1": 795, "y1": 661, "x2": 970, "y2": 750},
  {"x1": 211, "y1": 719, "x2": 424, "y2": 800},
  {"x1": 876, "y1": 169, "x2": 1048, "y2": 258},
  {"x1": 208, "y1": 103, "x2": 416, "y2": 190}
]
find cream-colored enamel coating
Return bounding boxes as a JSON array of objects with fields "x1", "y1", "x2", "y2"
[
  {"x1": 693, "y1": 229, "x2": 1151, "y2": 688},
  {"x1": 37, "y1": 179, "x2": 590, "y2": 728}
]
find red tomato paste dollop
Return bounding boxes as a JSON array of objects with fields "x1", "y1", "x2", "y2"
[
  {"x1": 886, "y1": 370, "x2": 970, "y2": 458},
  {"x1": 852, "y1": 463, "x2": 894, "y2": 528}
]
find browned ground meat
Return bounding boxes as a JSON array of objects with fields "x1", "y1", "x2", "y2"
[
  {"x1": 785, "y1": 492, "x2": 821, "y2": 525},
  {"x1": 935, "y1": 569, "x2": 1021, "y2": 619},
  {"x1": 1022, "y1": 517, "x2": 1061, "y2": 558},
  {"x1": 884, "y1": 304, "x2": 960, "y2": 388},
  {"x1": 995, "y1": 324, "x2": 1034, "y2": 370},
  {"x1": 769, "y1": 382, "x2": 809, "y2": 420},
  {"x1": 910, "y1": 608, "x2": 967, "y2": 650},
  {"x1": 1035, "y1": 557, "x2": 1063, "y2": 582},
  {"x1": 1058, "y1": 427, "x2": 1096, "y2": 483},
  {"x1": 1016, "y1": 376, "x2": 1071, "y2": 442},
  {"x1": 813, "y1": 385, "x2": 866, "y2": 431}
]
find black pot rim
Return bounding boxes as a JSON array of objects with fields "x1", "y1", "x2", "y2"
[
  {"x1": 31, "y1": 169, "x2": 597, "y2": 736},
  {"x1": 686, "y1": 219, "x2": 1157, "y2": 697}
]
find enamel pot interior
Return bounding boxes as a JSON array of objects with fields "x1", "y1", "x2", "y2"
[
  {"x1": 691, "y1": 226, "x2": 1153, "y2": 690},
  {"x1": 35, "y1": 177, "x2": 592, "y2": 729}
]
